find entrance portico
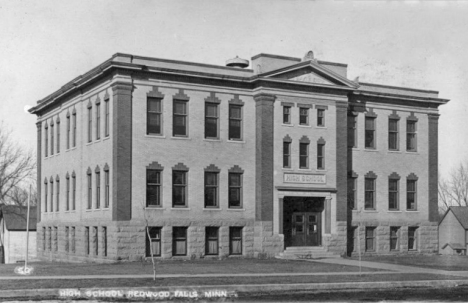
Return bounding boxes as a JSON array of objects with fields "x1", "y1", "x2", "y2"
[{"x1": 276, "y1": 189, "x2": 335, "y2": 249}]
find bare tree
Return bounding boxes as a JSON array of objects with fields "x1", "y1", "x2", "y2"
[
  {"x1": 0, "y1": 123, "x2": 36, "y2": 205},
  {"x1": 439, "y1": 161, "x2": 468, "y2": 213},
  {"x1": 7, "y1": 185, "x2": 37, "y2": 206}
]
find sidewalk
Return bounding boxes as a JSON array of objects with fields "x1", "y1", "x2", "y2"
[{"x1": 309, "y1": 258, "x2": 468, "y2": 278}]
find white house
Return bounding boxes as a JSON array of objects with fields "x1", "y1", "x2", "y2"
[{"x1": 0, "y1": 205, "x2": 37, "y2": 264}]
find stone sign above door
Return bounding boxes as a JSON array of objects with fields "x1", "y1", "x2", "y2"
[{"x1": 283, "y1": 173, "x2": 326, "y2": 184}]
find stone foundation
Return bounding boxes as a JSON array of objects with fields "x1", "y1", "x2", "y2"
[
  {"x1": 36, "y1": 219, "x2": 284, "y2": 262},
  {"x1": 349, "y1": 221, "x2": 438, "y2": 256}
]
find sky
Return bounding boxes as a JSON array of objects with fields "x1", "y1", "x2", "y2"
[{"x1": 0, "y1": 0, "x2": 467, "y2": 178}]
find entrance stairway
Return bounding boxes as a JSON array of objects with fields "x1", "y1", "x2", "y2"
[{"x1": 276, "y1": 246, "x2": 341, "y2": 259}]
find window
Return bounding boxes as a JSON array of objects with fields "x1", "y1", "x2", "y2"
[
  {"x1": 407, "y1": 120, "x2": 417, "y2": 151},
  {"x1": 173, "y1": 100, "x2": 187, "y2": 136},
  {"x1": 407, "y1": 179, "x2": 417, "y2": 210},
  {"x1": 283, "y1": 141, "x2": 291, "y2": 168},
  {"x1": 103, "y1": 227, "x2": 107, "y2": 257},
  {"x1": 365, "y1": 227, "x2": 376, "y2": 251},
  {"x1": 42, "y1": 227, "x2": 46, "y2": 251},
  {"x1": 348, "y1": 116, "x2": 357, "y2": 148},
  {"x1": 408, "y1": 227, "x2": 418, "y2": 250},
  {"x1": 283, "y1": 106, "x2": 291, "y2": 124},
  {"x1": 229, "y1": 173, "x2": 242, "y2": 208},
  {"x1": 48, "y1": 227, "x2": 52, "y2": 251},
  {"x1": 317, "y1": 109, "x2": 325, "y2": 126},
  {"x1": 53, "y1": 227, "x2": 58, "y2": 251},
  {"x1": 56, "y1": 120, "x2": 60, "y2": 153},
  {"x1": 85, "y1": 227, "x2": 90, "y2": 255},
  {"x1": 105, "y1": 98, "x2": 110, "y2": 137},
  {"x1": 205, "y1": 227, "x2": 219, "y2": 255},
  {"x1": 72, "y1": 173, "x2": 76, "y2": 210},
  {"x1": 147, "y1": 97, "x2": 162, "y2": 135},
  {"x1": 87, "y1": 171, "x2": 92, "y2": 209},
  {"x1": 365, "y1": 117, "x2": 376, "y2": 149},
  {"x1": 388, "y1": 119, "x2": 399, "y2": 150},
  {"x1": 44, "y1": 181, "x2": 48, "y2": 212},
  {"x1": 65, "y1": 226, "x2": 69, "y2": 253},
  {"x1": 104, "y1": 170, "x2": 110, "y2": 208},
  {"x1": 299, "y1": 107, "x2": 309, "y2": 125},
  {"x1": 172, "y1": 171, "x2": 187, "y2": 207},
  {"x1": 66, "y1": 115, "x2": 70, "y2": 149},
  {"x1": 56, "y1": 178, "x2": 60, "y2": 212},
  {"x1": 50, "y1": 123, "x2": 54, "y2": 155},
  {"x1": 146, "y1": 227, "x2": 161, "y2": 257},
  {"x1": 94, "y1": 226, "x2": 98, "y2": 255},
  {"x1": 50, "y1": 180, "x2": 54, "y2": 212},
  {"x1": 172, "y1": 227, "x2": 187, "y2": 256},
  {"x1": 317, "y1": 143, "x2": 325, "y2": 170},
  {"x1": 299, "y1": 143, "x2": 309, "y2": 169},
  {"x1": 365, "y1": 178, "x2": 376, "y2": 209},
  {"x1": 389, "y1": 179, "x2": 399, "y2": 210},
  {"x1": 96, "y1": 170, "x2": 100, "y2": 209},
  {"x1": 147, "y1": 169, "x2": 161, "y2": 207},
  {"x1": 96, "y1": 103, "x2": 101, "y2": 140},
  {"x1": 72, "y1": 111, "x2": 77, "y2": 147},
  {"x1": 205, "y1": 172, "x2": 219, "y2": 207},
  {"x1": 44, "y1": 124, "x2": 48, "y2": 157},
  {"x1": 390, "y1": 227, "x2": 399, "y2": 251},
  {"x1": 229, "y1": 227, "x2": 242, "y2": 255},
  {"x1": 348, "y1": 177, "x2": 357, "y2": 210},
  {"x1": 66, "y1": 176, "x2": 70, "y2": 211},
  {"x1": 88, "y1": 107, "x2": 92, "y2": 143},
  {"x1": 71, "y1": 227, "x2": 75, "y2": 253},
  {"x1": 349, "y1": 226, "x2": 357, "y2": 252},
  {"x1": 229, "y1": 105, "x2": 242, "y2": 140},
  {"x1": 205, "y1": 103, "x2": 218, "y2": 139}
]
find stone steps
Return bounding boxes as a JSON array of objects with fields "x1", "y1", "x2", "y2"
[{"x1": 276, "y1": 246, "x2": 341, "y2": 260}]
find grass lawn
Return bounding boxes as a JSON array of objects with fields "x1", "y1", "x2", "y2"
[
  {"x1": 350, "y1": 254, "x2": 468, "y2": 271},
  {"x1": 0, "y1": 258, "x2": 382, "y2": 277},
  {"x1": 0, "y1": 273, "x2": 459, "y2": 290}
]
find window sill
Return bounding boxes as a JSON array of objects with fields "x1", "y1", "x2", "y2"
[
  {"x1": 282, "y1": 167, "x2": 293, "y2": 171},
  {"x1": 298, "y1": 124, "x2": 311, "y2": 128},
  {"x1": 145, "y1": 206, "x2": 164, "y2": 210},
  {"x1": 363, "y1": 210, "x2": 378, "y2": 213},
  {"x1": 282, "y1": 124, "x2": 294, "y2": 127},
  {"x1": 387, "y1": 150, "x2": 401, "y2": 153},
  {"x1": 316, "y1": 126, "x2": 327, "y2": 129},
  {"x1": 406, "y1": 151, "x2": 419, "y2": 155},
  {"x1": 363, "y1": 148, "x2": 379, "y2": 152},
  {"x1": 66, "y1": 147, "x2": 78, "y2": 152},
  {"x1": 103, "y1": 136, "x2": 110, "y2": 141},
  {"x1": 146, "y1": 134, "x2": 165, "y2": 139},
  {"x1": 316, "y1": 169, "x2": 326, "y2": 172},
  {"x1": 406, "y1": 210, "x2": 419, "y2": 212},
  {"x1": 86, "y1": 142, "x2": 93, "y2": 146},
  {"x1": 298, "y1": 167, "x2": 311, "y2": 171},
  {"x1": 204, "y1": 208, "x2": 222, "y2": 211},
  {"x1": 94, "y1": 139, "x2": 102, "y2": 143},
  {"x1": 171, "y1": 136, "x2": 191, "y2": 141},
  {"x1": 204, "y1": 138, "x2": 221, "y2": 142},
  {"x1": 227, "y1": 139, "x2": 245, "y2": 144},
  {"x1": 387, "y1": 210, "x2": 402, "y2": 212},
  {"x1": 227, "y1": 208, "x2": 245, "y2": 211},
  {"x1": 171, "y1": 207, "x2": 190, "y2": 210}
]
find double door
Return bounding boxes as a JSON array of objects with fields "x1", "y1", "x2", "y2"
[{"x1": 291, "y1": 212, "x2": 321, "y2": 246}]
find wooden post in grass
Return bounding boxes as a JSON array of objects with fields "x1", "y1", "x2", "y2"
[
  {"x1": 142, "y1": 200, "x2": 156, "y2": 280},
  {"x1": 25, "y1": 184, "x2": 31, "y2": 270}
]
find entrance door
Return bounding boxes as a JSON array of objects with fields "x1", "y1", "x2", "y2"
[{"x1": 291, "y1": 212, "x2": 321, "y2": 246}]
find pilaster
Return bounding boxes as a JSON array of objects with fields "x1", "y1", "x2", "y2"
[
  {"x1": 428, "y1": 113, "x2": 439, "y2": 222},
  {"x1": 336, "y1": 101, "x2": 348, "y2": 221},
  {"x1": 112, "y1": 81, "x2": 133, "y2": 221},
  {"x1": 253, "y1": 93, "x2": 276, "y2": 222},
  {"x1": 36, "y1": 122, "x2": 42, "y2": 223}
]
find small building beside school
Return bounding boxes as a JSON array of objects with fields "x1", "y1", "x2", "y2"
[
  {"x1": 29, "y1": 50, "x2": 448, "y2": 262},
  {"x1": 0, "y1": 205, "x2": 37, "y2": 264},
  {"x1": 439, "y1": 206, "x2": 468, "y2": 255}
]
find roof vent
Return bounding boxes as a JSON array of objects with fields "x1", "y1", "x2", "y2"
[
  {"x1": 226, "y1": 56, "x2": 249, "y2": 68},
  {"x1": 302, "y1": 50, "x2": 315, "y2": 61}
]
